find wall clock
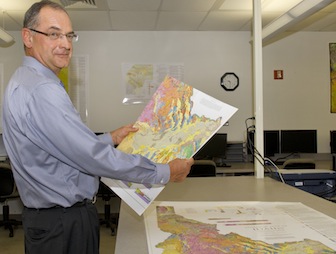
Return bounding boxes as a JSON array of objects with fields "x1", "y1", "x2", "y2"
[{"x1": 220, "y1": 72, "x2": 239, "y2": 91}]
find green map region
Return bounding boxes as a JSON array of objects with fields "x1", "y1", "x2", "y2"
[
  {"x1": 155, "y1": 205, "x2": 335, "y2": 254},
  {"x1": 117, "y1": 76, "x2": 224, "y2": 163}
]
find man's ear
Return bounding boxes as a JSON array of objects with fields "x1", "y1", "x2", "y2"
[{"x1": 22, "y1": 28, "x2": 33, "y2": 48}]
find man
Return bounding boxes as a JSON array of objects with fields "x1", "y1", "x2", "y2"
[{"x1": 2, "y1": 1, "x2": 193, "y2": 253}]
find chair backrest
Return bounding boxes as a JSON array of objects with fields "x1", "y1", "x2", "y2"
[
  {"x1": 188, "y1": 160, "x2": 216, "y2": 177},
  {"x1": 0, "y1": 164, "x2": 15, "y2": 198}
]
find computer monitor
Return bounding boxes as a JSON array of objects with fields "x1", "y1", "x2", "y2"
[
  {"x1": 247, "y1": 131, "x2": 254, "y2": 155},
  {"x1": 264, "y1": 130, "x2": 280, "y2": 157},
  {"x1": 246, "y1": 131, "x2": 280, "y2": 157},
  {"x1": 194, "y1": 133, "x2": 227, "y2": 160},
  {"x1": 280, "y1": 130, "x2": 317, "y2": 154},
  {"x1": 0, "y1": 134, "x2": 8, "y2": 158},
  {"x1": 330, "y1": 131, "x2": 336, "y2": 154}
]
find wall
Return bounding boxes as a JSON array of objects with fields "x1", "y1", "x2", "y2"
[
  {"x1": 1, "y1": 30, "x2": 336, "y2": 152},
  {"x1": 263, "y1": 32, "x2": 336, "y2": 153},
  {"x1": 0, "y1": 31, "x2": 253, "y2": 213},
  {"x1": 0, "y1": 31, "x2": 253, "y2": 143},
  {"x1": 0, "y1": 30, "x2": 335, "y2": 151},
  {"x1": 1, "y1": 30, "x2": 336, "y2": 214}
]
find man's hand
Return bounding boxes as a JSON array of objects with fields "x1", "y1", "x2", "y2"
[
  {"x1": 110, "y1": 124, "x2": 138, "y2": 145},
  {"x1": 168, "y1": 158, "x2": 194, "y2": 182}
]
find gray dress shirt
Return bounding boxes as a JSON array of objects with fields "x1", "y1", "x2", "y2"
[{"x1": 2, "y1": 56, "x2": 169, "y2": 209}]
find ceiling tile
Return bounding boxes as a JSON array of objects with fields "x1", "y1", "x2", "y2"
[
  {"x1": 0, "y1": 0, "x2": 336, "y2": 33},
  {"x1": 64, "y1": 0, "x2": 109, "y2": 10},
  {"x1": 107, "y1": 0, "x2": 161, "y2": 11},
  {"x1": 157, "y1": 12, "x2": 207, "y2": 30},
  {"x1": 262, "y1": 0, "x2": 303, "y2": 12},
  {"x1": 161, "y1": 0, "x2": 216, "y2": 11},
  {"x1": 319, "y1": 1, "x2": 336, "y2": 12},
  {"x1": 1, "y1": 11, "x2": 24, "y2": 30},
  {"x1": 200, "y1": 11, "x2": 252, "y2": 31},
  {"x1": 0, "y1": 0, "x2": 38, "y2": 10},
  {"x1": 110, "y1": 11, "x2": 157, "y2": 30},
  {"x1": 241, "y1": 12, "x2": 287, "y2": 31},
  {"x1": 219, "y1": 0, "x2": 253, "y2": 11},
  {"x1": 262, "y1": 12, "x2": 286, "y2": 27},
  {"x1": 67, "y1": 10, "x2": 111, "y2": 31},
  {"x1": 322, "y1": 22, "x2": 336, "y2": 32},
  {"x1": 220, "y1": 0, "x2": 304, "y2": 13},
  {"x1": 291, "y1": 12, "x2": 336, "y2": 32}
]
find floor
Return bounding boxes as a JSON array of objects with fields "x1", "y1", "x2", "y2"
[{"x1": 0, "y1": 216, "x2": 117, "y2": 254}]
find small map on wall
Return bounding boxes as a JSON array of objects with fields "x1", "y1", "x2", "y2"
[
  {"x1": 330, "y1": 43, "x2": 336, "y2": 112},
  {"x1": 121, "y1": 63, "x2": 184, "y2": 104}
]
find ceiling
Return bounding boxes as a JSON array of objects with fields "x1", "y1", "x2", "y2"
[{"x1": 0, "y1": 0, "x2": 336, "y2": 33}]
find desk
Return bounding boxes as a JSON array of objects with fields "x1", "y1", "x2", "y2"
[
  {"x1": 114, "y1": 176, "x2": 336, "y2": 253},
  {"x1": 216, "y1": 160, "x2": 334, "y2": 176},
  {"x1": 216, "y1": 162, "x2": 254, "y2": 175}
]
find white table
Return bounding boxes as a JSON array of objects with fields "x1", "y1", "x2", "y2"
[{"x1": 114, "y1": 176, "x2": 336, "y2": 253}]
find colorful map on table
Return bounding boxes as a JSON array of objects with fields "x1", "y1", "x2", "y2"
[
  {"x1": 101, "y1": 76, "x2": 237, "y2": 215},
  {"x1": 144, "y1": 201, "x2": 336, "y2": 254}
]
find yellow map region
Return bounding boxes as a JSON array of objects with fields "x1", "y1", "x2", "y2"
[{"x1": 117, "y1": 76, "x2": 222, "y2": 163}]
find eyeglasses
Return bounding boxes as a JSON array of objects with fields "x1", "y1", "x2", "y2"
[{"x1": 29, "y1": 28, "x2": 79, "y2": 42}]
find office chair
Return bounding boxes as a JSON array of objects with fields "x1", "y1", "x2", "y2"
[
  {"x1": 188, "y1": 160, "x2": 217, "y2": 177},
  {"x1": 97, "y1": 181, "x2": 119, "y2": 236},
  {"x1": 0, "y1": 163, "x2": 22, "y2": 237}
]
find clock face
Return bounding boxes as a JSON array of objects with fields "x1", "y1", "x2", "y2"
[{"x1": 221, "y1": 72, "x2": 239, "y2": 91}]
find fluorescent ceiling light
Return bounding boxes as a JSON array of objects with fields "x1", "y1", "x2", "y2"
[
  {"x1": 262, "y1": 0, "x2": 303, "y2": 12},
  {"x1": 0, "y1": 26, "x2": 14, "y2": 44},
  {"x1": 219, "y1": 0, "x2": 253, "y2": 11},
  {"x1": 220, "y1": 0, "x2": 302, "y2": 12},
  {"x1": 262, "y1": 0, "x2": 335, "y2": 42},
  {"x1": 263, "y1": 14, "x2": 293, "y2": 38},
  {"x1": 289, "y1": 0, "x2": 325, "y2": 17},
  {"x1": 0, "y1": 10, "x2": 14, "y2": 45}
]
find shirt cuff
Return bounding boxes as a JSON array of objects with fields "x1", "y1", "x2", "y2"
[
  {"x1": 97, "y1": 132, "x2": 114, "y2": 145},
  {"x1": 155, "y1": 163, "x2": 170, "y2": 185}
]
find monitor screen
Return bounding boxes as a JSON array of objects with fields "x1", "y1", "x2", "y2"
[
  {"x1": 330, "y1": 131, "x2": 336, "y2": 154},
  {"x1": 264, "y1": 130, "x2": 280, "y2": 157},
  {"x1": 194, "y1": 133, "x2": 227, "y2": 159},
  {"x1": 280, "y1": 130, "x2": 317, "y2": 154},
  {"x1": 0, "y1": 134, "x2": 7, "y2": 157}
]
